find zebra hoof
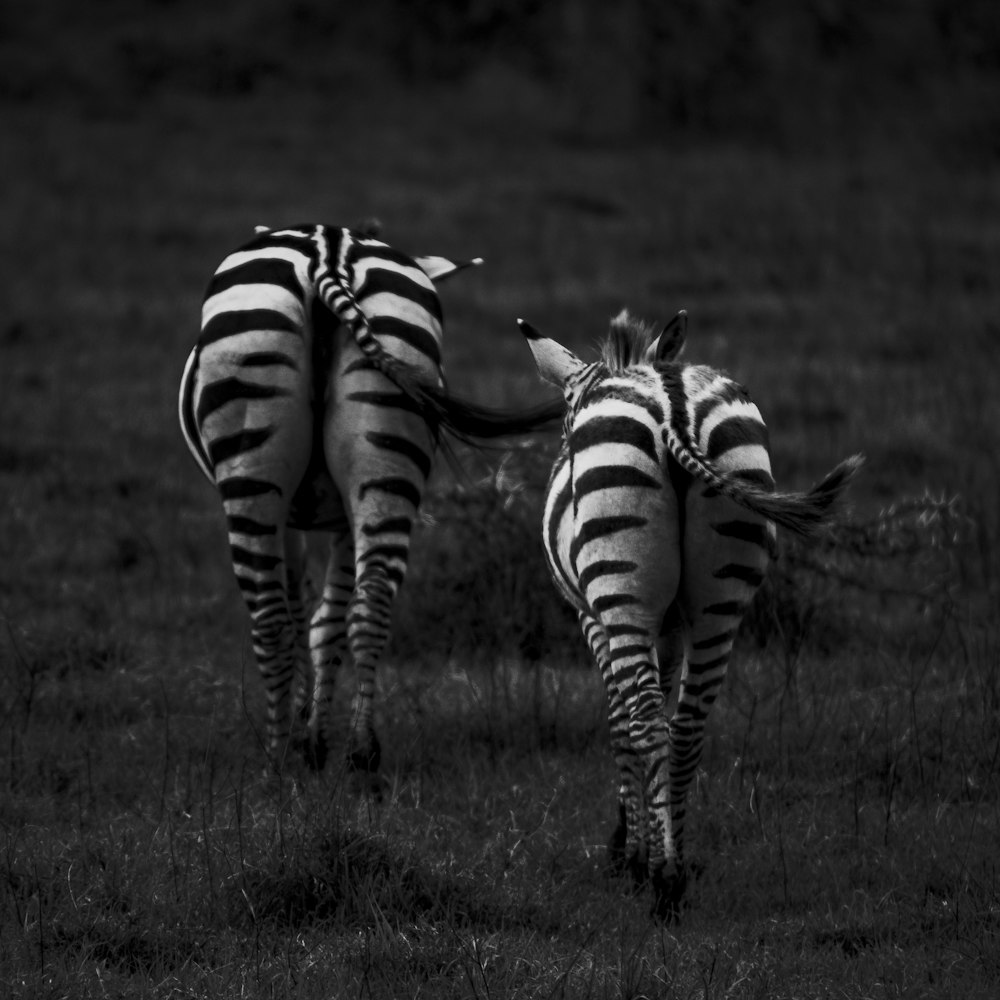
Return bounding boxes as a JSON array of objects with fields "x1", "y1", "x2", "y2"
[{"x1": 650, "y1": 866, "x2": 687, "y2": 924}]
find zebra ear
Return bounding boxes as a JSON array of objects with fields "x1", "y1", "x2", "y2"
[
  {"x1": 645, "y1": 309, "x2": 687, "y2": 365},
  {"x1": 413, "y1": 255, "x2": 484, "y2": 283},
  {"x1": 517, "y1": 318, "x2": 585, "y2": 388}
]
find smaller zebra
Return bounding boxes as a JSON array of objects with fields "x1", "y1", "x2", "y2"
[{"x1": 519, "y1": 309, "x2": 862, "y2": 920}]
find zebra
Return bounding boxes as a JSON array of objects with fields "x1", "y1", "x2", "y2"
[
  {"x1": 179, "y1": 223, "x2": 562, "y2": 785},
  {"x1": 518, "y1": 308, "x2": 862, "y2": 919}
]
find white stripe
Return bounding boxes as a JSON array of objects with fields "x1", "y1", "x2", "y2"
[
  {"x1": 202, "y1": 284, "x2": 306, "y2": 327},
  {"x1": 576, "y1": 395, "x2": 661, "y2": 428},
  {"x1": 216, "y1": 245, "x2": 311, "y2": 275},
  {"x1": 358, "y1": 291, "x2": 438, "y2": 336},
  {"x1": 713, "y1": 443, "x2": 771, "y2": 475}
]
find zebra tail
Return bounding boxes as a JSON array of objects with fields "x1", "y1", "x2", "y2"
[
  {"x1": 349, "y1": 334, "x2": 566, "y2": 443},
  {"x1": 323, "y1": 234, "x2": 565, "y2": 444},
  {"x1": 425, "y1": 386, "x2": 566, "y2": 443},
  {"x1": 716, "y1": 453, "x2": 865, "y2": 537}
]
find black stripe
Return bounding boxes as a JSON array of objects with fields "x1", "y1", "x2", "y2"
[
  {"x1": 355, "y1": 268, "x2": 442, "y2": 322},
  {"x1": 218, "y1": 477, "x2": 282, "y2": 500},
  {"x1": 570, "y1": 515, "x2": 646, "y2": 566},
  {"x1": 369, "y1": 315, "x2": 441, "y2": 365},
  {"x1": 208, "y1": 427, "x2": 274, "y2": 469},
  {"x1": 240, "y1": 351, "x2": 299, "y2": 370},
  {"x1": 691, "y1": 628, "x2": 737, "y2": 651},
  {"x1": 678, "y1": 678, "x2": 712, "y2": 700},
  {"x1": 711, "y1": 519, "x2": 771, "y2": 548},
  {"x1": 705, "y1": 416, "x2": 769, "y2": 461},
  {"x1": 362, "y1": 516, "x2": 413, "y2": 537},
  {"x1": 359, "y1": 543, "x2": 409, "y2": 565},
  {"x1": 712, "y1": 563, "x2": 764, "y2": 585},
  {"x1": 592, "y1": 593, "x2": 640, "y2": 613},
  {"x1": 578, "y1": 558, "x2": 638, "y2": 591},
  {"x1": 576, "y1": 514, "x2": 646, "y2": 544},
  {"x1": 702, "y1": 600, "x2": 746, "y2": 617},
  {"x1": 230, "y1": 545, "x2": 283, "y2": 572},
  {"x1": 571, "y1": 416, "x2": 657, "y2": 462},
  {"x1": 586, "y1": 383, "x2": 664, "y2": 424},
  {"x1": 574, "y1": 465, "x2": 660, "y2": 498},
  {"x1": 687, "y1": 653, "x2": 730, "y2": 674},
  {"x1": 347, "y1": 390, "x2": 425, "y2": 416},
  {"x1": 234, "y1": 576, "x2": 284, "y2": 595},
  {"x1": 607, "y1": 642, "x2": 651, "y2": 660},
  {"x1": 692, "y1": 381, "x2": 749, "y2": 439},
  {"x1": 195, "y1": 377, "x2": 290, "y2": 424},
  {"x1": 364, "y1": 432, "x2": 432, "y2": 478},
  {"x1": 226, "y1": 515, "x2": 277, "y2": 536},
  {"x1": 206, "y1": 257, "x2": 302, "y2": 300},
  {"x1": 606, "y1": 623, "x2": 644, "y2": 638},
  {"x1": 358, "y1": 477, "x2": 421, "y2": 508},
  {"x1": 201, "y1": 308, "x2": 300, "y2": 348}
]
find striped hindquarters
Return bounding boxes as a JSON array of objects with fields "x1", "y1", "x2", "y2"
[
  {"x1": 178, "y1": 226, "x2": 319, "y2": 490},
  {"x1": 543, "y1": 371, "x2": 679, "y2": 626}
]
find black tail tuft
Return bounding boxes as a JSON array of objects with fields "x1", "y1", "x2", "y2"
[{"x1": 741, "y1": 453, "x2": 865, "y2": 537}]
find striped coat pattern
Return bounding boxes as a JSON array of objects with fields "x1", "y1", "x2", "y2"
[
  {"x1": 179, "y1": 224, "x2": 559, "y2": 782},
  {"x1": 520, "y1": 309, "x2": 862, "y2": 919}
]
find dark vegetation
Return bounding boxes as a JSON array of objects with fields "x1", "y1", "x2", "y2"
[{"x1": 2, "y1": 1, "x2": 999, "y2": 996}]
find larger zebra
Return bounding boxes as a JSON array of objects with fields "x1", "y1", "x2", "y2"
[
  {"x1": 179, "y1": 223, "x2": 560, "y2": 783},
  {"x1": 519, "y1": 309, "x2": 862, "y2": 919}
]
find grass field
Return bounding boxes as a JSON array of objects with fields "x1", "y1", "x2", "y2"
[{"x1": 2, "y1": 3, "x2": 999, "y2": 997}]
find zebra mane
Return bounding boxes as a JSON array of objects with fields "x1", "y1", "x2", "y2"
[{"x1": 601, "y1": 309, "x2": 659, "y2": 374}]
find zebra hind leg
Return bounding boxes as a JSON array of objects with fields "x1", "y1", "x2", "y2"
[
  {"x1": 304, "y1": 528, "x2": 355, "y2": 772},
  {"x1": 285, "y1": 528, "x2": 316, "y2": 748},
  {"x1": 343, "y1": 561, "x2": 401, "y2": 799},
  {"x1": 223, "y1": 506, "x2": 300, "y2": 771},
  {"x1": 579, "y1": 613, "x2": 648, "y2": 882}
]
